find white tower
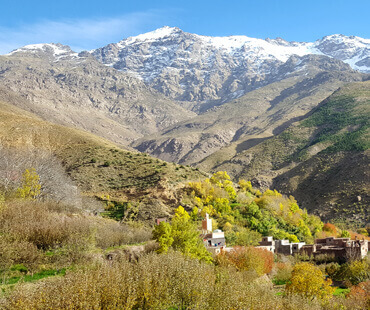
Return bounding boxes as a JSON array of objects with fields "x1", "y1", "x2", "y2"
[{"x1": 202, "y1": 213, "x2": 212, "y2": 234}]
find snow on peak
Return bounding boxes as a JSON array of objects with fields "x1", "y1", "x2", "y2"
[
  {"x1": 123, "y1": 26, "x2": 181, "y2": 43},
  {"x1": 319, "y1": 34, "x2": 370, "y2": 45},
  {"x1": 7, "y1": 43, "x2": 78, "y2": 61},
  {"x1": 90, "y1": 28, "x2": 369, "y2": 78},
  {"x1": 192, "y1": 33, "x2": 320, "y2": 62}
]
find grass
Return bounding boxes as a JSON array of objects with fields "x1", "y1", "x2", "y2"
[
  {"x1": 333, "y1": 287, "x2": 350, "y2": 297},
  {"x1": 272, "y1": 279, "x2": 288, "y2": 285},
  {"x1": 0, "y1": 268, "x2": 66, "y2": 286}
]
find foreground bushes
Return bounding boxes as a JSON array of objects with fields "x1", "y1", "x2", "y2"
[
  {"x1": 216, "y1": 246, "x2": 274, "y2": 276},
  {"x1": 0, "y1": 200, "x2": 152, "y2": 272},
  {"x1": 1, "y1": 251, "x2": 325, "y2": 310},
  {"x1": 2, "y1": 251, "x2": 367, "y2": 310}
]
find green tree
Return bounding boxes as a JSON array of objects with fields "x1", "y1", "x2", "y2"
[
  {"x1": 238, "y1": 179, "x2": 252, "y2": 192},
  {"x1": 153, "y1": 222, "x2": 174, "y2": 253},
  {"x1": 16, "y1": 168, "x2": 41, "y2": 200},
  {"x1": 286, "y1": 262, "x2": 334, "y2": 301},
  {"x1": 153, "y1": 206, "x2": 213, "y2": 263},
  {"x1": 340, "y1": 230, "x2": 350, "y2": 238}
]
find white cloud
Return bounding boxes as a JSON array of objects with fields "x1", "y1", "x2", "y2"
[{"x1": 0, "y1": 10, "x2": 170, "y2": 54}]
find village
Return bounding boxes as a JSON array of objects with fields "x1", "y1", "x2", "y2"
[{"x1": 199, "y1": 214, "x2": 369, "y2": 261}]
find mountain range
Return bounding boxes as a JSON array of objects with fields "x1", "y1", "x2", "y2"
[{"x1": 1, "y1": 27, "x2": 369, "y2": 223}]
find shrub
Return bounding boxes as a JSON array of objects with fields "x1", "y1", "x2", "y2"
[
  {"x1": 340, "y1": 230, "x2": 350, "y2": 238},
  {"x1": 314, "y1": 253, "x2": 336, "y2": 264},
  {"x1": 0, "y1": 252, "x2": 281, "y2": 310},
  {"x1": 0, "y1": 238, "x2": 42, "y2": 272},
  {"x1": 325, "y1": 262, "x2": 340, "y2": 279},
  {"x1": 286, "y1": 262, "x2": 335, "y2": 301},
  {"x1": 216, "y1": 246, "x2": 273, "y2": 276},
  {"x1": 0, "y1": 201, "x2": 94, "y2": 252},
  {"x1": 322, "y1": 223, "x2": 337, "y2": 236},
  {"x1": 346, "y1": 281, "x2": 370, "y2": 309},
  {"x1": 274, "y1": 262, "x2": 293, "y2": 284},
  {"x1": 335, "y1": 259, "x2": 370, "y2": 286},
  {"x1": 95, "y1": 220, "x2": 152, "y2": 249},
  {"x1": 16, "y1": 168, "x2": 41, "y2": 200}
]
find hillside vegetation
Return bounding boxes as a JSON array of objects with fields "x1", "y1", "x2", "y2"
[
  {"x1": 204, "y1": 81, "x2": 370, "y2": 225},
  {"x1": 0, "y1": 99, "x2": 205, "y2": 219},
  {"x1": 0, "y1": 172, "x2": 369, "y2": 309}
]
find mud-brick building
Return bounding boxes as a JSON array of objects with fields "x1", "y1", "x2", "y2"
[
  {"x1": 257, "y1": 236, "x2": 275, "y2": 253},
  {"x1": 300, "y1": 237, "x2": 369, "y2": 262},
  {"x1": 200, "y1": 214, "x2": 228, "y2": 254},
  {"x1": 257, "y1": 237, "x2": 305, "y2": 255}
]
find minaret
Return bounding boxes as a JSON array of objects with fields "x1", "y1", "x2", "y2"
[{"x1": 202, "y1": 213, "x2": 212, "y2": 234}]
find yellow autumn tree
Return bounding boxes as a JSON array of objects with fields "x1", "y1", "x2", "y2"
[
  {"x1": 16, "y1": 168, "x2": 41, "y2": 200},
  {"x1": 286, "y1": 262, "x2": 334, "y2": 301}
]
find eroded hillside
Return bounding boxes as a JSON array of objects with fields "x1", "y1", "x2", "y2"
[{"x1": 200, "y1": 81, "x2": 370, "y2": 224}]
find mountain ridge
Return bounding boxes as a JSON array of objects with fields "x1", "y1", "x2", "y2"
[
  {"x1": 7, "y1": 27, "x2": 369, "y2": 112},
  {"x1": 89, "y1": 27, "x2": 369, "y2": 107}
]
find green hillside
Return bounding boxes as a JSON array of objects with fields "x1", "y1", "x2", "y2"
[
  {"x1": 0, "y1": 99, "x2": 206, "y2": 218},
  {"x1": 202, "y1": 81, "x2": 370, "y2": 225}
]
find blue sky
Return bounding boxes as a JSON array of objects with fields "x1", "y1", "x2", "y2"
[{"x1": 1, "y1": 0, "x2": 369, "y2": 53}]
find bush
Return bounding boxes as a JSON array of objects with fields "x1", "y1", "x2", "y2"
[
  {"x1": 286, "y1": 262, "x2": 335, "y2": 301},
  {"x1": 322, "y1": 223, "x2": 337, "y2": 236},
  {"x1": 0, "y1": 238, "x2": 42, "y2": 272},
  {"x1": 216, "y1": 246, "x2": 274, "y2": 276},
  {"x1": 315, "y1": 253, "x2": 336, "y2": 264},
  {"x1": 274, "y1": 262, "x2": 293, "y2": 284},
  {"x1": 335, "y1": 259, "x2": 370, "y2": 286},
  {"x1": 325, "y1": 262, "x2": 340, "y2": 279},
  {"x1": 346, "y1": 281, "x2": 370, "y2": 309},
  {"x1": 95, "y1": 220, "x2": 152, "y2": 249},
  {"x1": 0, "y1": 252, "x2": 281, "y2": 310},
  {"x1": 0, "y1": 201, "x2": 93, "y2": 251},
  {"x1": 1, "y1": 251, "x2": 367, "y2": 310}
]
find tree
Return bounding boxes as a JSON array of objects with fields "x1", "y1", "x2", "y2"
[
  {"x1": 153, "y1": 206, "x2": 213, "y2": 263},
  {"x1": 153, "y1": 222, "x2": 173, "y2": 254},
  {"x1": 238, "y1": 179, "x2": 252, "y2": 192},
  {"x1": 216, "y1": 246, "x2": 273, "y2": 276},
  {"x1": 323, "y1": 223, "x2": 337, "y2": 236},
  {"x1": 335, "y1": 260, "x2": 370, "y2": 286},
  {"x1": 16, "y1": 168, "x2": 41, "y2": 200},
  {"x1": 286, "y1": 262, "x2": 334, "y2": 301}
]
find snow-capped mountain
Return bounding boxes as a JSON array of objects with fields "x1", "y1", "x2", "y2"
[
  {"x1": 5, "y1": 27, "x2": 369, "y2": 108},
  {"x1": 7, "y1": 43, "x2": 79, "y2": 61},
  {"x1": 90, "y1": 27, "x2": 369, "y2": 104}
]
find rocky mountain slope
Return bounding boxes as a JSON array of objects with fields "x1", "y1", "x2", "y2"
[
  {"x1": 133, "y1": 55, "x2": 364, "y2": 165},
  {"x1": 0, "y1": 45, "x2": 195, "y2": 146},
  {"x1": 199, "y1": 81, "x2": 370, "y2": 224},
  {"x1": 91, "y1": 27, "x2": 370, "y2": 110}
]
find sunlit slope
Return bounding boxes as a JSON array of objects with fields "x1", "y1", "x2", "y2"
[
  {"x1": 205, "y1": 81, "x2": 370, "y2": 224},
  {"x1": 0, "y1": 100, "x2": 205, "y2": 202}
]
